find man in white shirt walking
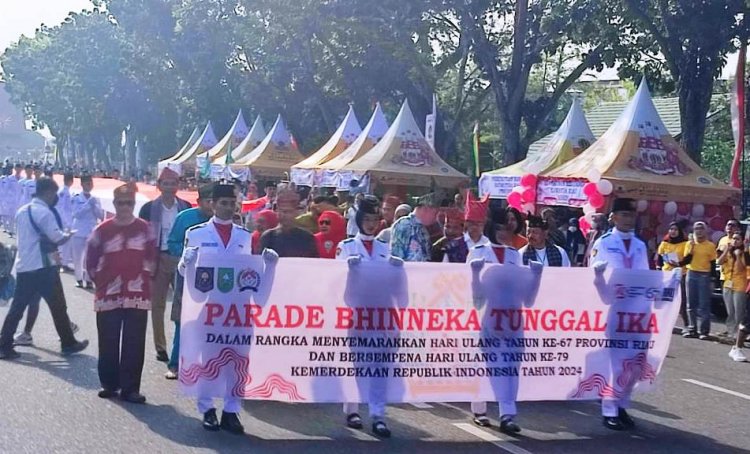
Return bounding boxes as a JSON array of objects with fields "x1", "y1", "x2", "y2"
[
  {"x1": 57, "y1": 172, "x2": 75, "y2": 272},
  {"x1": 0, "y1": 177, "x2": 89, "y2": 359}
]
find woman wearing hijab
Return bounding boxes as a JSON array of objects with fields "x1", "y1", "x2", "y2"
[
  {"x1": 314, "y1": 211, "x2": 346, "y2": 259},
  {"x1": 251, "y1": 210, "x2": 278, "y2": 254},
  {"x1": 656, "y1": 221, "x2": 689, "y2": 332}
]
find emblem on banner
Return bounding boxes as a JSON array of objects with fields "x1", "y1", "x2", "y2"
[
  {"x1": 195, "y1": 267, "x2": 214, "y2": 293},
  {"x1": 217, "y1": 267, "x2": 235, "y2": 293},
  {"x1": 238, "y1": 268, "x2": 261, "y2": 292}
]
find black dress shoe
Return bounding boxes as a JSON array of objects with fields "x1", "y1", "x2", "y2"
[
  {"x1": 346, "y1": 413, "x2": 363, "y2": 429},
  {"x1": 220, "y1": 411, "x2": 245, "y2": 435},
  {"x1": 473, "y1": 413, "x2": 491, "y2": 427},
  {"x1": 203, "y1": 409, "x2": 220, "y2": 431},
  {"x1": 61, "y1": 339, "x2": 89, "y2": 356},
  {"x1": 0, "y1": 348, "x2": 20, "y2": 360},
  {"x1": 156, "y1": 351, "x2": 169, "y2": 362},
  {"x1": 618, "y1": 408, "x2": 635, "y2": 429},
  {"x1": 85, "y1": 281, "x2": 94, "y2": 290},
  {"x1": 98, "y1": 389, "x2": 119, "y2": 399},
  {"x1": 500, "y1": 417, "x2": 521, "y2": 434},
  {"x1": 120, "y1": 392, "x2": 146, "y2": 404},
  {"x1": 75, "y1": 280, "x2": 84, "y2": 288},
  {"x1": 602, "y1": 416, "x2": 625, "y2": 431},
  {"x1": 372, "y1": 420, "x2": 391, "y2": 438}
]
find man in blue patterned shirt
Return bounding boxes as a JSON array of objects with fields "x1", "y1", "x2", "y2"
[{"x1": 389, "y1": 192, "x2": 440, "y2": 262}]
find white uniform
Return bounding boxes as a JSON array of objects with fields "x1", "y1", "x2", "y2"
[
  {"x1": 57, "y1": 185, "x2": 75, "y2": 268},
  {"x1": 178, "y1": 218, "x2": 252, "y2": 415},
  {"x1": 336, "y1": 233, "x2": 390, "y2": 420},
  {"x1": 5, "y1": 175, "x2": 21, "y2": 235},
  {"x1": 70, "y1": 192, "x2": 104, "y2": 282},
  {"x1": 466, "y1": 243, "x2": 521, "y2": 265},
  {"x1": 589, "y1": 228, "x2": 648, "y2": 418},
  {"x1": 18, "y1": 177, "x2": 36, "y2": 206}
]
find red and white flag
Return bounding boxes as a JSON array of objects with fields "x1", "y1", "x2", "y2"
[{"x1": 730, "y1": 43, "x2": 746, "y2": 189}]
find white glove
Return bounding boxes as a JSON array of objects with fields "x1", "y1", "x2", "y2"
[
  {"x1": 182, "y1": 247, "x2": 198, "y2": 265},
  {"x1": 347, "y1": 255, "x2": 361, "y2": 268},
  {"x1": 528, "y1": 260, "x2": 543, "y2": 274},
  {"x1": 262, "y1": 248, "x2": 279, "y2": 265},
  {"x1": 593, "y1": 261, "x2": 608, "y2": 275},
  {"x1": 671, "y1": 267, "x2": 682, "y2": 282},
  {"x1": 389, "y1": 256, "x2": 404, "y2": 267},
  {"x1": 470, "y1": 259, "x2": 485, "y2": 273}
]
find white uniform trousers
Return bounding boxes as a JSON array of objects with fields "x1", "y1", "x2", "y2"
[
  {"x1": 70, "y1": 236, "x2": 89, "y2": 281},
  {"x1": 343, "y1": 401, "x2": 385, "y2": 419},
  {"x1": 470, "y1": 400, "x2": 517, "y2": 418},
  {"x1": 197, "y1": 397, "x2": 241, "y2": 414}
]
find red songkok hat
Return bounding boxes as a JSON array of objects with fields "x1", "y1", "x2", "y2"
[
  {"x1": 464, "y1": 191, "x2": 488, "y2": 222},
  {"x1": 442, "y1": 207, "x2": 465, "y2": 224}
]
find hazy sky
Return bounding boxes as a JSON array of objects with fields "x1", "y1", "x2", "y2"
[{"x1": 0, "y1": 0, "x2": 92, "y2": 52}]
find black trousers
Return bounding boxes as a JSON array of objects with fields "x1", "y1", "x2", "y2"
[
  {"x1": 0, "y1": 267, "x2": 76, "y2": 351},
  {"x1": 97, "y1": 308, "x2": 148, "y2": 395}
]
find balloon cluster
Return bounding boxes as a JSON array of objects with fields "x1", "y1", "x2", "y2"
[
  {"x1": 578, "y1": 170, "x2": 613, "y2": 236},
  {"x1": 507, "y1": 173, "x2": 537, "y2": 214},
  {"x1": 637, "y1": 199, "x2": 737, "y2": 243}
]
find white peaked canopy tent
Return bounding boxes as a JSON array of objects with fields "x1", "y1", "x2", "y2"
[
  {"x1": 170, "y1": 121, "x2": 218, "y2": 175},
  {"x1": 206, "y1": 109, "x2": 249, "y2": 162},
  {"x1": 232, "y1": 114, "x2": 305, "y2": 180},
  {"x1": 480, "y1": 98, "x2": 595, "y2": 198},
  {"x1": 218, "y1": 115, "x2": 266, "y2": 165},
  {"x1": 290, "y1": 105, "x2": 362, "y2": 186},
  {"x1": 157, "y1": 126, "x2": 200, "y2": 174},
  {"x1": 317, "y1": 103, "x2": 389, "y2": 189},
  {"x1": 341, "y1": 100, "x2": 469, "y2": 188}
]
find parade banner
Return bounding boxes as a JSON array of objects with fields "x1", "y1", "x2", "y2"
[
  {"x1": 180, "y1": 256, "x2": 681, "y2": 404},
  {"x1": 536, "y1": 177, "x2": 587, "y2": 207}
]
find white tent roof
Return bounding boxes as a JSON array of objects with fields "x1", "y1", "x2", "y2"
[
  {"x1": 172, "y1": 121, "x2": 218, "y2": 164},
  {"x1": 207, "y1": 110, "x2": 249, "y2": 162},
  {"x1": 319, "y1": 103, "x2": 389, "y2": 171},
  {"x1": 220, "y1": 115, "x2": 266, "y2": 164},
  {"x1": 292, "y1": 105, "x2": 362, "y2": 169}
]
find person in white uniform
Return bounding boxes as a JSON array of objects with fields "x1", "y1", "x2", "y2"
[
  {"x1": 5, "y1": 164, "x2": 23, "y2": 237},
  {"x1": 336, "y1": 194, "x2": 403, "y2": 438},
  {"x1": 70, "y1": 174, "x2": 104, "y2": 288},
  {"x1": 178, "y1": 183, "x2": 278, "y2": 435},
  {"x1": 589, "y1": 198, "x2": 649, "y2": 431},
  {"x1": 56, "y1": 173, "x2": 76, "y2": 271}
]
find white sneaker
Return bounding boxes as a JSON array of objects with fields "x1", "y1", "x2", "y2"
[
  {"x1": 13, "y1": 332, "x2": 33, "y2": 346},
  {"x1": 729, "y1": 347, "x2": 747, "y2": 362}
]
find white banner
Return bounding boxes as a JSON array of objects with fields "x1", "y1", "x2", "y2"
[
  {"x1": 180, "y1": 256, "x2": 680, "y2": 403},
  {"x1": 479, "y1": 174, "x2": 521, "y2": 199},
  {"x1": 536, "y1": 178, "x2": 587, "y2": 207}
]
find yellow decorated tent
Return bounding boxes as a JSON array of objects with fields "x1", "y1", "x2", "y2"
[
  {"x1": 290, "y1": 105, "x2": 362, "y2": 186},
  {"x1": 157, "y1": 126, "x2": 200, "y2": 174},
  {"x1": 539, "y1": 80, "x2": 739, "y2": 207},
  {"x1": 232, "y1": 114, "x2": 305, "y2": 180},
  {"x1": 341, "y1": 100, "x2": 469, "y2": 188},
  {"x1": 317, "y1": 102, "x2": 389, "y2": 189},
  {"x1": 479, "y1": 98, "x2": 594, "y2": 198}
]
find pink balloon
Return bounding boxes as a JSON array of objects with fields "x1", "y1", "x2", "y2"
[
  {"x1": 589, "y1": 192, "x2": 605, "y2": 209},
  {"x1": 583, "y1": 182, "x2": 598, "y2": 197},
  {"x1": 649, "y1": 200, "x2": 665, "y2": 216},
  {"x1": 677, "y1": 202, "x2": 690, "y2": 216},
  {"x1": 579, "y1": 216, "x2": 591, "y2": 236},
  {"x1": 705, "y1": 205, "x2": 719, "y2": 218},
  {"x1": 520, "y1": 173, "x2": 537, "y2": 187},
  {"x1": 521, "y1": 187, "x2": 536, "y2": 203},
  {"x1": 507, "y1": 191, "x2": 522, "y2": 207}
]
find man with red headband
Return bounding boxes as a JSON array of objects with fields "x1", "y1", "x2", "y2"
[
  {"x1": 251, "y1": 210, "x2": 278, "y2": 254},
  {"x1": 138, "y1": 167, "x2": 191, "y2": 363}
]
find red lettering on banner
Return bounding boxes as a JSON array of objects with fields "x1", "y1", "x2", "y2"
[
  {"x1": 223, "y1": 304, "x2": 242, "y2": 327},
  {"x1": 336, "y1": 307, "x2": 354, "y2": 329},
  {"x1": 307, "y1": 306, "x2": 324, "y2": 328},
  {"x1": 616, "y1": 312, "x2": 659, "y2": 334},
  {"x1": 427, "y1": 309, "x2": 443, "y2": 331},
  {"x1": 205, "y1": 303, "x2": 224, "y2": 326},
  {"x1": 244, "y1": 304, "x2": 263, "y2": 327}
]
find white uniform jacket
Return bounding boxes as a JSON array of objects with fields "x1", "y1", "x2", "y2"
[
  {"x1": 589, "y1": 229, "x2": 649, "y2": 270},
  {"x1": 335, "y1": 234, "x2": 390, "y2": 262},
  {"x1": 71, "y1": 192, "x2": 104, "y2": 237},
  {"x1": 178, "y1": 219, "x2": 253, "y2": 275},
  {"x1": 467, "y1": 243, "x2": 521, "y2": 266}
]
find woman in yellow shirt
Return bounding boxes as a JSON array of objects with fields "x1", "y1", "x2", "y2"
[
  {"x1": 717, "y1": 232, "x2": 748, "y2": 341},
  {"x1": 656, "y1": 222, "x2": 688, "y2": 332}
]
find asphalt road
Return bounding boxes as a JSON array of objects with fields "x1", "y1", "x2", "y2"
[{"x1": 0, "y1": 246, "x2": 749, "y2": 453}]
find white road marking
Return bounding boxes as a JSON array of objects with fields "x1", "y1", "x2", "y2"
[
  {"x1": 453, "y1": 423, "x2": 533, "y2": 454},
  {"x1": 409, "y1": 402, "x2": 434, "y2": 409},
  {"x1": 569, "y1": 410, "x2": 590, "y2": 416},
  {"x1": 682, "y1": 379, "x2": 750, "y2": 401}
]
